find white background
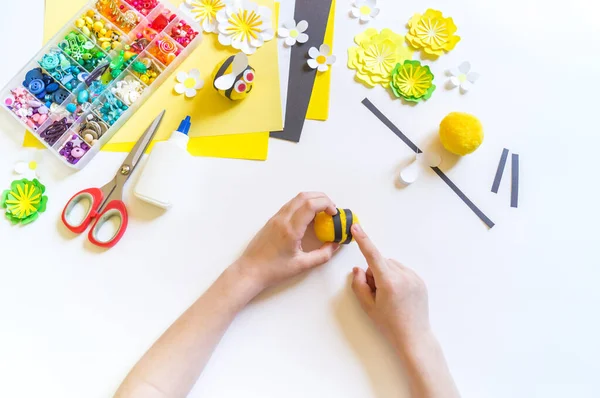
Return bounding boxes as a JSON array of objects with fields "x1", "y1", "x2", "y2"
[{"x1": 1, "y1": 0, "x2": 599, "y2": 397}]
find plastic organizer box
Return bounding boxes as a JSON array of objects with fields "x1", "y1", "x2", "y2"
[{"x1": 1, "y1": 0, "x2": 201, "y2": 169}]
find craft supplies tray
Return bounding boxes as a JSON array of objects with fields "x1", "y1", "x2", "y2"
[{"x1": 0, "y1": 0, "x2": 201, "y2": 169}]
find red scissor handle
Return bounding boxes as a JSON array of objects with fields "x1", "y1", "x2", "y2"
[
  {"x1": 88, "y1": 200, "x2": 129, "y2": 248},
  {"x1": 62, "y1": 188, "x2": 104, "y2": 234}
]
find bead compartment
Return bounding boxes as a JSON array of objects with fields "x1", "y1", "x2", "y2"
[{"x1": 0, "y1": 0, "x2": 201, "y2": 169}]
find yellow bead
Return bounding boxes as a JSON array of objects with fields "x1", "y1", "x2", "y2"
[
  {"x1": 75, "y1": 19, "x2": 85, "y2": 28},
  {"x1": 93, "y1": 21, "x2": 103, "y2": 32},
  {"x1": 85, "y1": 17, "x2": 94, "y2": 26},
  {"x1": 86, "y1": 10, "x2": 95, "y2": 17},
  {"x1": 81, "y1": 26, "x2": 91, "y2": 36},
  {"x1": 100, "y1": 28, "x2": 107, "y2": 36},
  {"x1": 140, "y1": 75, "x2": 150, "y2": 84},
  {"x1": 101, "y1": 41, "x2": 112, "y2": 51},
  {"x1": 124, "y1": 51, "x2": 135, "y2": 61}
]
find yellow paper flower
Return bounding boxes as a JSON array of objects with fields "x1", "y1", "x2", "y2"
[
  {"x1": 348, "y1": 28, "x2": 413, "y2": 88},
  {"x1": 406, "y1": 9, "x2": 460, "y2": 57}
]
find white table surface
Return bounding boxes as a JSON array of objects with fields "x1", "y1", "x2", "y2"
[{"x1": 1, "y1": 1, "x2": 599, "y2": 397}]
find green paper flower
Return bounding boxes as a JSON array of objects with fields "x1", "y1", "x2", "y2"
[
  {"x1": 1, "y1": 179, "x2": 48, "y2": 225},
  {"x1": 390, "y1": 60, "x2": 436, "y2": 103}
]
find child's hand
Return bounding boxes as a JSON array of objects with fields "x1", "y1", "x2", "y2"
[
  {"x1": 350, "y1": 224, "x2": 431, "y2": 348},
  {"x1": 232, "y1": 192, "x2": 340, "y2": 293}
]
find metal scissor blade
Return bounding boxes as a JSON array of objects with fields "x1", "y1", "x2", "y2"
[{"x1": 124, "y1": 110, "x2": 166, "y2": 173}]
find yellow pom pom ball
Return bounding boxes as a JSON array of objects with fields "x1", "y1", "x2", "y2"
[
  {"x1": 439, "y1": 112, "x2": 484, "y2": 156},
  {"x1": 314, "y1": 209, "x2": 359, "y2": 245}
]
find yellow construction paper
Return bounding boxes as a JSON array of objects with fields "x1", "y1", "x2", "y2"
[
  {"x1": 306, "y1": 0, "x2": 335, "y2": 121},
  {"x1": 26, "y1": 0, "x2": 280, "y2": 160}
]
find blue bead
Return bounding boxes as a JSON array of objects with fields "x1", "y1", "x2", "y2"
[
  {"x1": 53, "y1": 89, "x2": 69, "y2": 104},
  {"x1": 77, "y1": 90, "x2": 89, "y2": 104},
  {"x1": 66, "y1": 103, "x2": 77, "y2": 113},
  {"x1": 46, "y1": 83, "x2": 59, "y2": 93}
]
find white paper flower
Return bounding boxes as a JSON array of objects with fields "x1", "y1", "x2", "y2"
[
  {"x1": 180, "y1": 0, "x2": 231, "y2": 33},
  {"x1": 448, "y1": 62, "x2": 480, "y2": 93},
  {"x1": 14, "y1": 149, "x2": 46, "y2": 180},
  {"x1": 350, "y1": 0, "x2": 380, "y2": 23},
  {"x1": 216, "y1": 0, "x2": 274, "y2": 55},
  {"x1": 307, "y1": 44, "x2": 336, "y2": 72},
  {"x1": 278, "y1": 19, "x2": 309, "y2": 47},
  {"x1": 174, "y1": 69, "x2": 204, "y2": 98}
]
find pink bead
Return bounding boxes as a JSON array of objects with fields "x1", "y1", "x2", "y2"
[
  {"x1": 39, "y1": 114, "x2": 48, "y2": 124},
  {"x1": 26, "y1": 120, "x2": 36, "y2": 129}
]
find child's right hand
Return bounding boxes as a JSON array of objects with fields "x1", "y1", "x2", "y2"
[{"x1": 350, "y1": 224, "x2": 432, "y2": 350}]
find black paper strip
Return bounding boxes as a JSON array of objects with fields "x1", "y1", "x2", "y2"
[
  {"x1": 270, "y1": 0, "x2": 334, "y2": 142},
  {"x1": 361, "y1": 98, "x2": 495, "y2": 229},
  {"x1": 491, "y1": 148, "x2": 509, "y2": 193},
  {"x1": 511, "y1": 153, "x2": 519, "y2": 208}
]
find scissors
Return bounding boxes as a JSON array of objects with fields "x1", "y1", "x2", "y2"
[{"x1": 61, "y1": 110, "x2": 165, "y2": 248}]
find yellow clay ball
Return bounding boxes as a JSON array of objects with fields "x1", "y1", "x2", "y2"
[
  {"x1": 314, "y1": 209, "x2": 360, "y2": 245},
  {"x1": 124, "y1": 51, "x2": 135, "y2": 61},
  {"x1": 439, "y1": 112, "x2": 484, "y2": 156}
]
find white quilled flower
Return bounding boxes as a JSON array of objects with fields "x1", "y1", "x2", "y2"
[
  {"x1": 174, "y1": 69, "x2": 204, "y2": 98},
  {"x1": 350, "y1": 0, "x2": 380, "y2": 23},
  {"x1": 181, "y1": 0, "x2": 231, "y2": 33},
  {"x1": 448, "y1": 61, "x2": 480, "y2": 92},
  {"x1": 307, "y1": 44, "x2": 336, "y2": 72},
  {"x1": 278, "y1": 20, "x2": 309, "y2": 47},
  {"x1": 216, "y1": 0, "x2": 274, "y2": 55}
]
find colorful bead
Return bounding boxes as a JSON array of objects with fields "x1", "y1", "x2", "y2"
[{"x1": 169, "y1": 20, "x2": 198, "y2": 48}]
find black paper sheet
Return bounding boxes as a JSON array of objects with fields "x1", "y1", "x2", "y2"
[{"x1": 270, "y1": 0, "x2": 333, "y2": 143}]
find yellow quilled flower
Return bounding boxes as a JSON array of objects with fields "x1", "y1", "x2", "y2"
[
  {"x1": 390, "y1": 60, "x2": 436, "y2": 103},
  {"x1": 406, "y1": 9, "x2": 460, "y2": 57},
  {"x1": 1, "y1": 179, "x2": 48, "y2": 225},
  {"x1": 347, "y1": 28, "x2": 414, "y2": 88},
  {"x1": 184, "y1": 0, "x2": 229, "y2": 33}
]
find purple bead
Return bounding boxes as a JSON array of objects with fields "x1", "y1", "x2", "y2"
[{"x1": 80, "y1": 142, "x2": 89, "y2": 150}]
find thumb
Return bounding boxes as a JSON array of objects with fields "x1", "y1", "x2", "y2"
[
  {"x1": 352, "y1": 267, "x2": 375, "y2": 312},
  {"x1": 298, "y1": 242, "x2": 340, "y2": 269}
]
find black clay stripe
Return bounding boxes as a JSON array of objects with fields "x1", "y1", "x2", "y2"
[
  {"x1": 213, "y1": 55, "x2": 235, "y2": 90},
  {"x1": 343, "y1": 209, "x2": 353, "y2": 244},
  {"x1": 332, "y1": 210, "x2": 342, "y2": 243}
]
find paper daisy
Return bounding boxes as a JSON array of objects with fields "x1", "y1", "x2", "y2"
[
  {"x1": 278, "y1": 20, "x2": 309, "y2": 47},
  {"x1": 14, "y1": 149, "x2": 45, "y2": 180},
  {"x1": 390, "y1": 60, "x2": 436, "y2": 103},
  {"x1": 350, "y1": 0, "x2": 380, "y2": 23},
  {"x1": 448, "y1": 61, "x2": 480, "y2": 92},
  {"x1": 406, "y1": 9, "x2": 460, "y2": 57},
  {"x1": 308, "y1": 44, "x2": 336, "y2": 72},
  {"x1": 1, "y1": 178, "x2": 48, "y2": 225},
  {"x1": 216, "y1": 0, "x2": 274, "y2": 55},
  {"x1": 174, "y1": 69, "x2": 204, "y2": 98},
  {"x1": 347, "y1": 28, "x2": 414, "y2": 88},
  {"x1": 181, "y1": 0, "x2": 230, "y2": 33}
]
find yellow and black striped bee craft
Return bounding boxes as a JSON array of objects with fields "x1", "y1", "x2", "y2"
[
  {"x1": 213, "y1": 52, "x2": 255, "y2": 101},
  {"x1": 314, "y1": 208, "x2": 360, "y2": 245}
]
